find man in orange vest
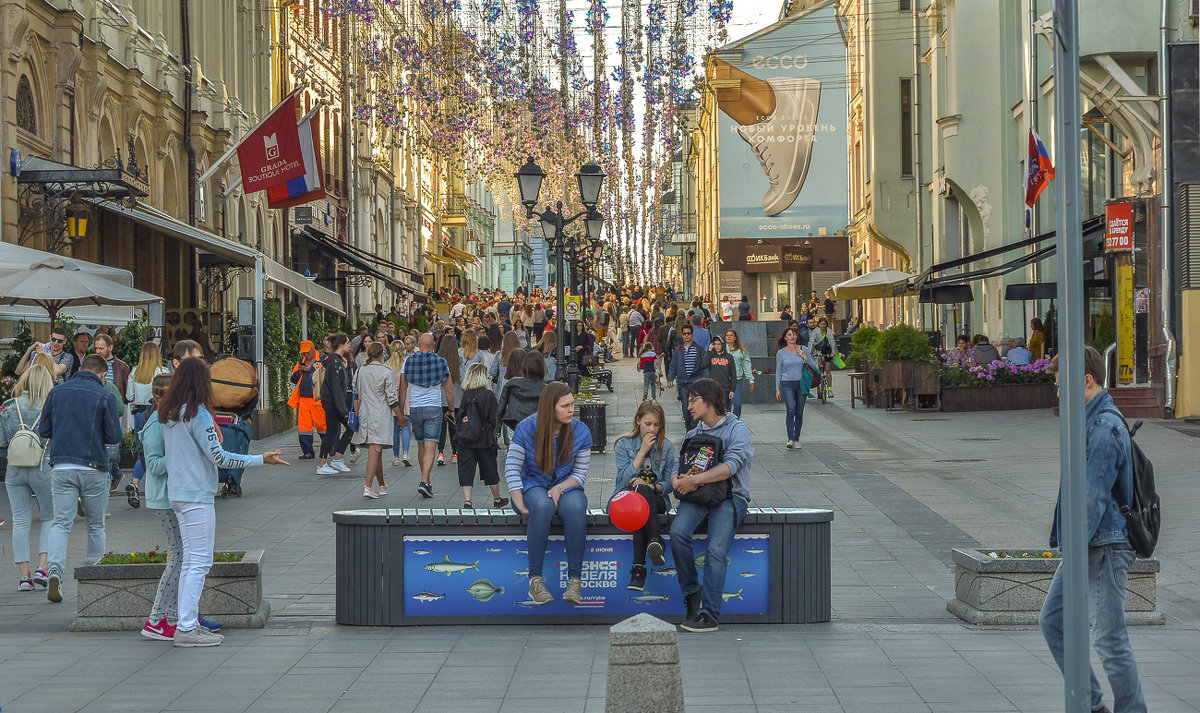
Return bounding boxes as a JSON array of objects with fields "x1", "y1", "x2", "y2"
[{"x1": 288, "y1": 340, "x2": 326, "y2": 460}]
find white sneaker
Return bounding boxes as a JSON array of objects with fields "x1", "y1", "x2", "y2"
[
  {"x1": 391, "y1": 457, "x2": 402, "y2": 467},
  {"x1": 786, "y1": 440, "x2": 795, "y2": 449},
  {"x1": 736, "y1": 77, "x2": 822, "y2": 216},
  {"x1": 316, "y1": 464, "x2": 337, "y2": 475},
  {"x1": 363, "y1": 488, "x2": 380, "y2": 499},
  {"x1": 173, "y1": 627, "x2": 224, "y2": 647},
  {"x1": 330, "y1": 460, "x2": 351, "y2": 473},
  {"x1": 346, "y1": 449, "x2": 361, "y2": 465}
]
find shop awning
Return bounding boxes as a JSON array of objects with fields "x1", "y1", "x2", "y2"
[
  {"x1": 92, "y1": 200, "x2": 344, "y2": 314},
  {"x1": 424, "y1": 252, "x2": 460, "y2": 268},
  {"x1": 0, "y1": 241, "x2": 139, "y2": 324},
  {"x1": 915, "y1": 217, "x2": 1104, "y2": 291},
  {"x1": 443, "y1": 245, "x2": 479, "y2": 265},
  {"x1": 299, "y1": 230, "x2": 414, "y2": 297}
]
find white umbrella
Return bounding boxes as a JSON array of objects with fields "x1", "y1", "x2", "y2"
[
  {"x1": 0, "y1": 256, "x2": 162, "y2": 324},
  {"x1": 831, "y1": 267, "x2": 915, "y2": 300}
]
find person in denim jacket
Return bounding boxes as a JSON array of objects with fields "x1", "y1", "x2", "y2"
[
  {"x1": 1040, "y1": 347, "x2": 1146, "y2": 713},
  {"x1": 37, "y1": 354, "x2": 122, "y2": 603},
  {"x1": 670, "y1": 378, "x2": 754, "y2": 634},
  {"x1": 609, "y1": 401, "x2": 676, "y2": 592}
]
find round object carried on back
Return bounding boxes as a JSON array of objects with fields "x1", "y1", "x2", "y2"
[
  {"x1": 210, "y1": 357, "x2": 259, "y2": 410},
  {"x1": 609, "y1": 489, "x2": 650, "y2": 532}
]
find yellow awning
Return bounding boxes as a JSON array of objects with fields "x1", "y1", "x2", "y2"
[
  {"x1": 443, "y1": 245, "x2": 479, "y2": 264},
  {"x1": 425, "y1": 252, "x2": 460, "y2": 268}
]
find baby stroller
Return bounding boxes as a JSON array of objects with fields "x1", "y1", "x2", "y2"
[{"x1": 215, "y1": 401, "x2": 255, "y2": 497}]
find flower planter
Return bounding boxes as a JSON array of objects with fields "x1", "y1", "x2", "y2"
[
  {"x1": 879, "y1": 361, "x2": 912, "y2": 390},
  {"x1": 69, "y1": 549, "x2": 269, "y2": 632},
  {"x1": 940, "y1": 383, "x2": 1057, "y2": 412},
  {"x1": 947, "y1": 548, "x2": 1163, "y2": 625}
]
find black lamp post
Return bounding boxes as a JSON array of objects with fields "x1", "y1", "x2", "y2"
[{"x1": 516, "y1": 157, "x2": 605, "y2": 386}]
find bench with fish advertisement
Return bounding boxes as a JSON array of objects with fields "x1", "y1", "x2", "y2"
[{"x1": 402, "y1": 534, "x2": 770, "y2": 617}]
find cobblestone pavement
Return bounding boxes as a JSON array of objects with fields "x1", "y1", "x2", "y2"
[{"x1": 0, "y1": 358, "x2": 1197, "y2": 712}]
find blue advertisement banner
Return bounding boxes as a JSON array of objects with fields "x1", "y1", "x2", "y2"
[
  {"x1": 716, "y1": 2, "x2": 849, "y2": 239},
  {"x1": 402, "y1": 534, "x2": 770, "y2": 617}
]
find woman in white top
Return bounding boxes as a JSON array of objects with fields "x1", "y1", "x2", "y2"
[{"x1": 126, "y1": 341, "x2": 168, "y2": 508}]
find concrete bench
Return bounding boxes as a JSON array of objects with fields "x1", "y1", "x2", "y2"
[{"x1": 333, "y1": 507, "x2": 833, "y2": 626}]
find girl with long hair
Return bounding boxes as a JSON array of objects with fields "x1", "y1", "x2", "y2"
[
  {"x1": 0, "y1": 365, "x2": 55, "y2": 591},
  {"x1": 512, "y1": 318, "x2": 531, "y2": 349},
  {"x1": 436, "y1": 332, "x2": 461, "y2": 465},
  {"x1": 775, "y1": 326, "x2": 812, "y2": 449},
  {"x1": 354, "y1": 342, "x2": 401, "y2": 499},
  {"x1": 609, "y1": 400, "x2": 675, "y2": 591},
  {"x1": 504, "y1": 382, "x2": 592, "y2": 605},
  {"x1": 126, "y1": 341, "x2": 168, "y2": 507},
  {"x1": 490, "y1": 330, "x2": 521, "y2": 397},
  {"x1": 724, "y1": 330, "x2": 755, "y2": 417},
  {"x1": 160, "y1": 359, "x2": 288, "y2": 647},
  {"x1": 533, "y1": 330, "x2": 558, "y2": 382},
  {"x1": 571, "y1": 320, "x2": 594, "y2": 377},
  {"x1": 456, "y1": 362, "x2": 508, "y2": 509},
  {"x1": 138, "y1": 373, "x2": 181, "y2": 640},
  {"x1": 385, "y1": 341, "x2": 412, "y2": 467}
]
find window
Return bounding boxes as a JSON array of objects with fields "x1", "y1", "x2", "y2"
[
  {"x1": 16, "y1": 75, "x2": 36, "y2": 135},
  {"x1": 899, "y1": 78, "x2": 914, "y2": 177},
  {"x1": 899, "y1": 0, "x2": 912, "y2": 10}
]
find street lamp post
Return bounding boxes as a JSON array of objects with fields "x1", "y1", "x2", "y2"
[{"x1": 515, "y1": 158, "x2": 605, "y2": 387}]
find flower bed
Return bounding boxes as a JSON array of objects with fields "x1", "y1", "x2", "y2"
[
  {"x1": 939, "y1": 357, "x2": 1056, "y2": 387},
  {"x1": 947, "y1": 547, "x2": 1162, "y2": 625},
  {"x1": 70, "y1": 549, "x2": 269, "y2": 632},
  {"x1": 940, "y1": 383, "x2": 1058, "y2": 412}
]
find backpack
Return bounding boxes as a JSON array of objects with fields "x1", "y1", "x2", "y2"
[
  {"x1": 1104, "y1": 410, "x2": 1161, "y2": 558},
  {"x1": 675, "y1": 432, "x2": 731, "y2": 507},
  {"x1": 456, "y1": 395, "x2": 487, "y2": 447},
  {"x1": 7, "y1": 400, "x2": 45, "y2": 468}
]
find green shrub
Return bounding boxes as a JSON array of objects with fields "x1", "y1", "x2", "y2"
[
  {"x1": 114, "y1": 318, "x2": 148, "y2": 366},
  {"x1": 1, "y1": 320, "x2": 33, "y2": 378},
  {"x1": 871, "y1": 324, "x2": 936, "y2": 364},
  {"x1": 846, "y1": 326, "x2": 880, "y2": 367}
]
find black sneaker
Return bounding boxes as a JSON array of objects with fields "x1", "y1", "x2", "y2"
[
  {"x1": 418, "y1": 482, "x2": 433, "y2": 499},
  {"x1": 126, "y1": 484, "x2": 140, "y2": 508},
  {"x1": 492, "y1": 497, "x2": 509, "y2": 509},
  {"x1": 628, "y1": 565, "x2": 647, "y2": 592},
  {"x1": 684, "y1": 590, "x2": 702, "y2": 621},
  {"x1": 647, "y1": 539, "x2": 665, "y2": 567},
  {"x1": 680, "y1": 611, "x2": 718, "y2": 633},
  {"x1": 298, "y1": 453, "x2": 315, "y2": 460}
]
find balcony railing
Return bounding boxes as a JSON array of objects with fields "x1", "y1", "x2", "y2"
[{"x1": 444, "y1": 195, "x2": 465, "y2": 217}]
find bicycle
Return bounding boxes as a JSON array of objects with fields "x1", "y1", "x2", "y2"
[{"x1": 815, "y1": 351, "x2": 833, "y2": 404}]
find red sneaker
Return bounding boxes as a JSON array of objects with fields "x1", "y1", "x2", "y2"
[{"x1": 140, "y1": 618, "x2": 177, "y2": 641}]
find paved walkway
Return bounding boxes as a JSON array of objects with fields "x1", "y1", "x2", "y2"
[{"x1": 0, "y1": 357, "x2": 1198, "y2": 712}]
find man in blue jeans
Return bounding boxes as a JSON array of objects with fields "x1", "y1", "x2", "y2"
[
  {"x1": 38, "y1": 354, "x2": 122, "y2": 603},
  {"x1": 398, "y1": 333, "x2": 454, "y2": 498},
  {"x1": 1040, "y1": 347, "x2": 1146, "y2": 713},
  {"x1": 669, "y1": 378, "x2": 753, "y2": 633},
  {"x1": 666, "y1": 325, "x2": 703, "y2": 431}
]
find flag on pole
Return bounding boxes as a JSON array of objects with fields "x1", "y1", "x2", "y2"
[
  {"x1": 267, "y1": 111, "x2": 325, "y2": 210},
  {"x1": 1024, "y1": 128, "x2": 1055, "y2": 207},
  {"x1": 237, "y1": 90, "x2": 306, "y2": 193}
]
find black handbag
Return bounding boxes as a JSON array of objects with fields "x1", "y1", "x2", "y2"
[{"x1": 675, "y1": 433, "x2": 732, "y2": 507}]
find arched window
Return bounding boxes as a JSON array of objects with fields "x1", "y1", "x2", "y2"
[{"x1": 16, "y1": 75, "x2": 36, "y2": 135}]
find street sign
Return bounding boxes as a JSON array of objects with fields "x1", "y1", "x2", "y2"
[{"x1": 565, "y1": 296, "x2": 582, "y2": 321}]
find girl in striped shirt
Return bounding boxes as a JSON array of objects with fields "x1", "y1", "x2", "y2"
[{"x1": 638, "y1": 343, "x2": 659, "y2": 400}]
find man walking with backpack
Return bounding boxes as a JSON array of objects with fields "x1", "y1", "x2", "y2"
[
  {"x1": 38, "y1": 354, "x2": 122, "y2": 603},
  {"x1": 1040, "y1": 346, "x2": 1147, "y2": 713}
]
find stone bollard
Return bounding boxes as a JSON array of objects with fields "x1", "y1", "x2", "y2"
[{"x1": 605, "y1": 613, "x2": 685, "y2": 713}]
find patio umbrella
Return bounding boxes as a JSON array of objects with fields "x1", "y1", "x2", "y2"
[
  {"x1": 830, "y1": 267, "x2": 916, "y2": 300},
  {"x1": 0, "y1": 256, "x2": 162, "y2": 325}
]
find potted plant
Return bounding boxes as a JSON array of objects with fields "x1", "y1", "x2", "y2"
[
  {"x1": 71, "y1": 549, "x2": 269, "y2": 631},
  {"x1": 117, "y1": 429, "x2": 138, "y2": 469},
  {"x1": 937, "y1": 358, "x2": 1058, "y2": 411},
  {"x1": 845, "y1": 326, "x2": 880, "y2": 373},
  {"x1": 871, "y1": 324, "x2": 936, "y2": 390}
]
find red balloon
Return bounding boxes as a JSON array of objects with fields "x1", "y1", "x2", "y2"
[{"x1": 609, "y1": 490, "x2": 651, "y2": 532}]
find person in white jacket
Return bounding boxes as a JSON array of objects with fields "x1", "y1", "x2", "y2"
[{"x1": 159, "y1": 358, "x2": 288, "y2": 647}]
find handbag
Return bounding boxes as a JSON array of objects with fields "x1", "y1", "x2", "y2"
[
  {"x1": 581, "y1": 354, "x2": 599, "y2": 367},
  {"x1": 346, "y1": 377, "x2": 360, "y2": 432},
  {"x1": 675, "y1": 433, "x2": 732, "y2": 507}
]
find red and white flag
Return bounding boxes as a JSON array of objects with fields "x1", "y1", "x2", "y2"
[{"x1": 237, "y1": 89, "x2": 306, "y2": 193}]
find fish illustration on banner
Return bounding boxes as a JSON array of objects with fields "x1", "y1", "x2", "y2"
[{"x1": 401, "y1": 534, "x2": 770, "y2": 617}]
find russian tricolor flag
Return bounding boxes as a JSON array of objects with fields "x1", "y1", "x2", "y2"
[
  {"x1": 1024, "y1": 128, "x2": 1054, "y2": 208},
  {"x1": 268, "y1": 110, "x2": 325, "y2": 210}
]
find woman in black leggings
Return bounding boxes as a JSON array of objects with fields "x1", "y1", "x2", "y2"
[{"x1": 317, "y1": 334, "x2": 355, "y2": 474}]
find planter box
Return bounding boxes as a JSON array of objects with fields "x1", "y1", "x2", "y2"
[
  {"x1": 879, "y1": 361, "x2": 912, "y2": 390},
  {"x1": 70, "y1": 549, "x2": 269, "y2": 632},
  {"x1": 947, "y1": 548, "x2": 1163, "y2": 625},
  {"x1": 940, "y1": 383, "x2": 1057, "y2": 412}
]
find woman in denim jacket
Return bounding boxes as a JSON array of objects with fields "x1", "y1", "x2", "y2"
[
  {"x1": 609, "y1": 401, "x2": 676, "y2": 593},
  {"x1": 0, "y1": 365, "x2": 54, "y2": 591}
]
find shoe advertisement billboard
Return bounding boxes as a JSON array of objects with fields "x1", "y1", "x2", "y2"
[{"x1": 714, "y1": 1, "x2": 848, "y2": 239}]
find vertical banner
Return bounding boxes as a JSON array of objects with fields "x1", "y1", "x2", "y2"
[{"x1": 1116, "y1": 257, "x2": 1134, "y2": 385}]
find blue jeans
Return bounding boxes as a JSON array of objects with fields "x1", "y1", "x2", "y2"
[
  {"x1": 47, "y1": 467, "x2": 109, "y2": 577},
  {"x1": 1040, "y1": 543, "x2": 1146, "y2": 713},
  {"x1": 643, "y1": 370, "x2": 657, "y2": 398},
  {"x1": 409, "y1": 406, "x2": 442, "y2": 443},
  {"x1": 732, "y1": 379, "x2": 745, "y2": 418},
  {"x1": 676, "y1": 384, "x2": 697, "y2": 431},
  {"x1": 392, "y1": 418, "x2": 411, "y2": 456},
  {"x1": 132, "y1": 409, "x2": 147, "y2": 483},
  {"x1": 669, "y1": 495, "x2": 748, "y2": 622},
  {"x1": 779, "y1": 380, "x2": 807, "y2": 441},
  {"x1": 524, "y1": 485, "x2": 587, "y2": 580},
  {"x1": 5, "y1": 465, "x2": 53, "y2": 564},
  {"x1": 623, "y1": 331, "x2": 636, "y2": 357}
]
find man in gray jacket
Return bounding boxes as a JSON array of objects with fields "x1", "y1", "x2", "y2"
[
  {"x1": 38, "y1": 354, "x2": 122, "y2": 602},
  {"x1": 669, "y1": 378, "x2": 754, "y2": 633}
]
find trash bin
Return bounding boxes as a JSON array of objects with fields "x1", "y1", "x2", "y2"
[{"x1": 577, "y1": 402, "x2": 607, "y2": 453}]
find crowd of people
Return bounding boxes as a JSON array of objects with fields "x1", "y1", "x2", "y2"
[{"x1": 1, "y1": 335, "x2": 286, "y2": 647}]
